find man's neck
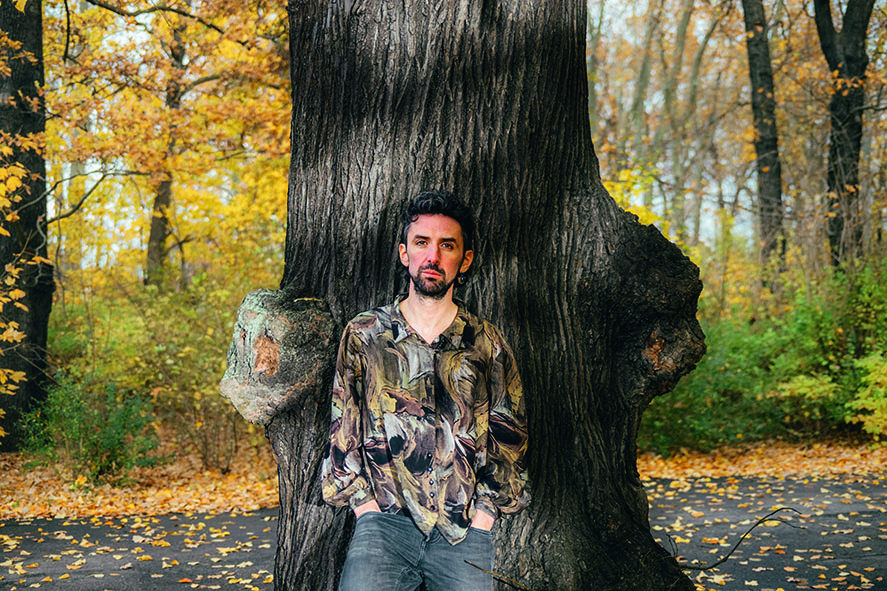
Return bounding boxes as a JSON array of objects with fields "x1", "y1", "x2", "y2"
[{"x1": 399, "y1": 289, "x2": 459, "y2": 345}]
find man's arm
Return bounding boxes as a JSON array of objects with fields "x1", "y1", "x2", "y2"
[
  {"x1": 320, "y1": 325, "x2": 377, "y2": 511},
  {"x1": 474, "y1": 331, "x2": 531, "y2": 518}
]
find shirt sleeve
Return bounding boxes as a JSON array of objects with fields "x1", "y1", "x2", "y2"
[
  {"x1": 474, "y1": 330, "x2": 530, "y2": 517},
  {"x1": 320, "y1": 325, "x2": 375, "y2": 510}
]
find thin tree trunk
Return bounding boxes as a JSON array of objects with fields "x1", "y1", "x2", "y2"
[
  {"x1": 0, "y1": 0, "x2": 55, "y2": 451},
  {"x1": 741, "y1": 0, "x2": 785, "y2": 269},
  {"x1": 272, "y1": 1, "x2": 705, "y2": 588},
  {"x1": 586, "y1": 0, "x2": 605, "y2": 134},
  {"x1": 145, "y1": 20, "x2": 186, "y2": 286}
]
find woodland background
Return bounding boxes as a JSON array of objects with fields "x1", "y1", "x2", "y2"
[{"x1": 1, "y1": 0, "x2": 887, "y2": 485}]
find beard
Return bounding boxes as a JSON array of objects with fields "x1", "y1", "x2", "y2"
[{"x1": 410, "y1": 264, "x2": 456, "y2": 300}]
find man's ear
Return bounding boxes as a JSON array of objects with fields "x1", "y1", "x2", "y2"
[
  {"x1": 398, "y1": 243, "x2": 409, "y2": 267},
  {"x1": 460, "y1": 250, "x2": 474, "y2": 273}
]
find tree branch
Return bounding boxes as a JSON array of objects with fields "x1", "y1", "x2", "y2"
[
  {"x1": 14, "y1": 170, "x2": 148, "y2": 220},
  {"x1": 63, "y1": 0, "x2": 73, "y2": 62},
  {"x1": 82, "y1": 0, "x2": 225, "y2": 34},
  {"x1": 813, "y1": 0, "x2": 842, "y2": 72},
  {"x1": 45, "y1": 173, "x2": 108, "y2": 225},
  {"x1": 842, "y1": 0, "x2": 876, "y2": 60},
  {"x1": 178, "y1": 74, "x2": 223, "y2": 98}
]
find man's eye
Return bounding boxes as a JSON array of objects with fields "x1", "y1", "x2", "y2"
[{"x1": 442, "y1": 243, "x2": 455, "y2": 250}]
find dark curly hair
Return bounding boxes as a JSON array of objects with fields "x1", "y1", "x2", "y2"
[{"x1": 399, "y1": 190, "x2": 475, "y2": 253}]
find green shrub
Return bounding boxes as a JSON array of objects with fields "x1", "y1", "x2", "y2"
[
  {"x1": 23, "y1": 374, "x2": 161, "y2": 485},
  {"x1": 847, "y1": 353, "x2": 887, "y2": 441},
  {"x1": 638, "y1": 319, "x2": 784, "y2": 454},
  {"x1": 768, "y1": 374, "x2": 850, "y2": 433},
  {"x1": 640, "y1": 259, "x2": 887, "y2": 455},
  {"x1": 46, "y1": 271, "x2": 266, "y2": 473},
  {"x1": 127, "y1": 274, "x2": 255, "y2": 472}
]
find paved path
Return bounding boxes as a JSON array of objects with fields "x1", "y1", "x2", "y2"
[
  {"x1": 1, "y1": 474, "x2": 885, "y2": 590},
  {"x1": 0, "y1": 510, "x2": 277, "y2": 590},
  {"x1": 647, "y1": 474, "x2": 887, "y2": 590}
]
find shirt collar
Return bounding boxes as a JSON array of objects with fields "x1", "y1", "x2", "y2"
[{"x1": 390, "y1": 293, "x2": 473, "y2": 349}]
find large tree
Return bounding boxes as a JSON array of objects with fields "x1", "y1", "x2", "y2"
[
  {"x1": 813, "y1": 0, "x2": 876, "y2": 265},
  {"x1": 0, "y1": 0, "x2": 54, "y2": 451},
  {"x1": 226, "y1": 0, "x2": 705, "y2": 588}
]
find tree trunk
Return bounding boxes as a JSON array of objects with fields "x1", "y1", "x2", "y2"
[
  {"x1": 145, "y1": 20, "x2": 186, "y2": 287},
  {"x1": 270, "y1": 1, "x2": 705, "y2": 588},
  {"x1": 813, "y1": 0, "x2": 875, "y2": 265},
  {"x1": 0, "y1": 0, "x2": 55, "y2": 451},
  {"x1": 741, "y1": 0, "x2": 785, "y2": 269}
]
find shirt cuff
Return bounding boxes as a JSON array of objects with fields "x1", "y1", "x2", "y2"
[
  {"x1": 474, "y1": 497, "x2": 499, "y2": 520},
  {"x1": 347, "y1": 489, "x2": 375, "y2": 511}
]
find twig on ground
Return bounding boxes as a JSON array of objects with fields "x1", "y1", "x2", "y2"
[
  {"x1": 465, "y1": 560, "x2": 541, "y2": 591},
  {"x1": 679, "y1": 507, "x2": 804, "y2": 571}
]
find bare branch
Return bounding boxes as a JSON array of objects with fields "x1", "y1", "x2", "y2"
[
  {"x1": 45, "y1": 173, "x2": 108, "y2": 225},
  {"x1": 82, "y1": 0, "x2": 225, "y2": 34},
  {"x1": 14, "y1": 170, "x2": 149, "y2": 221},
  {"x1": 63, "y1": 0, "x2": 73, "y2": 62},
  {"x1": 179, "y1": 74, "x2": 223, "y2": 97}
]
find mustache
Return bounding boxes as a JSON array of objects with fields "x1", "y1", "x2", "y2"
[{"x1": 418, "y1": 263, "x2": 444, "y2": 274}]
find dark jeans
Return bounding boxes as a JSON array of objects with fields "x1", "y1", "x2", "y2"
[{"x1": 338, "y1": 512, "x2": 494, "y2": 591}]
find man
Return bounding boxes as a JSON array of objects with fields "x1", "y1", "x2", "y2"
[{"x1": 321, "y1": 190, "x2": 530, "y2": 590}]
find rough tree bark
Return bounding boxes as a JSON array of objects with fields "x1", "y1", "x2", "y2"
[
  {"x1": 812, "y1": 0, "x2": 875, "y2": 265},
  {"x1": 0, "y1": 0, "x2": 55, "y2": 451},
  {"x1": 741, "y1": 0, "x2": 784, "y2": 270},
  {"x1": 224, "y1": 0, "x2": 705, "y2": 588}
]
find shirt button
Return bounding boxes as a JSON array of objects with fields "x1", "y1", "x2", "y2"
[
  {"x1": 427, "y1": 466, "x2": 433, "y2": 473},
  {"x1": 426, "y1": 453, "x2": 432, "y2": 459},
  {"x1": 430, "y1": 492, "x2": 435, "y2": 498},
  {"x1": 429, "y1": 479, "x2": 434, "y2": 485}
]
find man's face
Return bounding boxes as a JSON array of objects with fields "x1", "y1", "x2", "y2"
[{"x1": 399, "y1": 214, "x2": 474, "y2": 300}]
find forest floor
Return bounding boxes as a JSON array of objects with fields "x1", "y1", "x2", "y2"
[{"x1": 1, "y1": 438, "x2": 885, "y2": 590}]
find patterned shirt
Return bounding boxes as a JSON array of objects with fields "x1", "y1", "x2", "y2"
[{"x1": 321, "y1": 295, "x2": 530, "y2": 544}]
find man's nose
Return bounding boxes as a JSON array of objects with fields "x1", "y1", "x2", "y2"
[{"x1": 427, "y1": 246, "x2": 441, "y2": 264}]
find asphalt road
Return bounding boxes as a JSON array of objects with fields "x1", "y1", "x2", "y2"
[
  {"x1": 0, "y1": 509, "x2": 277, "y2": 591},
  {"x1": 647, "y1": 474, "x2": 887, "y2": 590},
  {"x1": 1, "y1": 474, "x2": 885, "y2": 590}
]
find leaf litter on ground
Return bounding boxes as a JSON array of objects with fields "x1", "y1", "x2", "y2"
[
  {"x1": 1, "y1": 442, "x2": 278, "y2": 520},
  {"x1": 1, "y1": 438, "x2": 885, "y2": 521}
]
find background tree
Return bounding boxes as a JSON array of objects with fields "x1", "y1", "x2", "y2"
[
  {"x1": 0, "y1": 0, "x2": 55, "y2": 451},
  {"x1": 263, "y1": 0, "x2": 705, "y2": 589},
  {"x1": 741, "y1": 0, "x2": 785, "y2": 272},
  {"x1": 813, "y1": 0, "x2": 876, "y2": 265}
]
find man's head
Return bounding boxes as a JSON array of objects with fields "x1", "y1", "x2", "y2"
[
  {"x1": 400, "y1": 190, "x2": 475, "y2": 252},
  {"x1": 398, "y1": 191, "x2": 475, "y2": 300}
]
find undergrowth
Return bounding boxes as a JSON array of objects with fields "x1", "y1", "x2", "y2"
[
  {"x1": 639, "y1": 256, "x2": 887, "y2": 455},
  {"x1": 22, "y1": 373, "x2": 162, "y2": 485}
]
